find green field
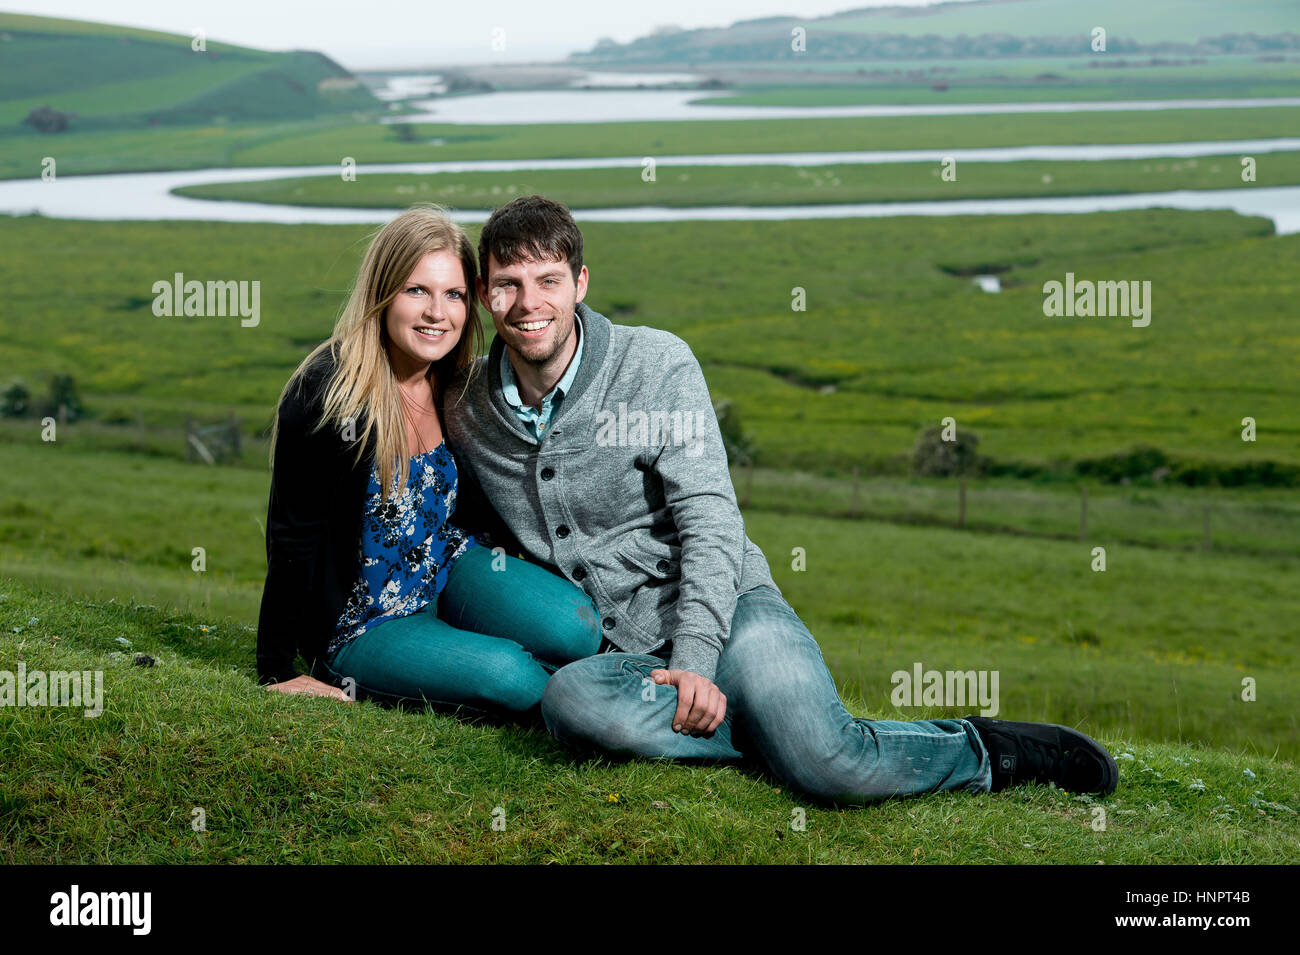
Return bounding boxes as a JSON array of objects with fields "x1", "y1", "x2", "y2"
[
  {"x1": 3, "y1": 210, "x2": 1294, "y2": 475},
  {"x1": 687, "y1": 54, "x2": 1300, "y2": 106},
  {"x1": 6, "y1": 105, "x2": 1300, "y2": 181},
  {"x1": 2, "y1": 436, "x2": 1297, "y2": 762},
  {"x1": 171, "y1": 152, "x2": 1300, "y2": 209}
]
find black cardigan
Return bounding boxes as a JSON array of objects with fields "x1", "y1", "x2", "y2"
[
  {"x1": 255, "y1": 345, "x2": 373, "y2": 685},
  {"x1": 254, "y1": 346, "x2": 517, "y2": 685}
]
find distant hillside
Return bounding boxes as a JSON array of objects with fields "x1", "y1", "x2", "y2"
[
  {"x1": 0, "y1": 12, "x2": 381, "y2": 133},
  {"x1": 573, "y1": 0, "x2": 1300, "y2": 64}
]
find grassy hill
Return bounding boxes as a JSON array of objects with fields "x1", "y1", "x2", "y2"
[
  {"x1": 2, "y1": 570, "x2": 1296, "y2": 863},
  {"x1": 574, "y1": 0, "x2": 1300, "y2": 63},
  {"x1": 820, "y1": 0, "x2": 1296, "y2": 43},
  {"x1": 571, "y1": 0, "x2": 1300, "y2": 104},
  {"x1": 0, "y1": 12, "x2": 381, "y2": 132}
]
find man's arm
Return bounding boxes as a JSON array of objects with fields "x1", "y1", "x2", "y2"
[{"x1": 651, "y1": 340, "x2": 747, "y2": 683}]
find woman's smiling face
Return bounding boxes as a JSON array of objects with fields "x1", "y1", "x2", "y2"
[{"x1": 384, "y1": 249, "x2": 469, "y2": 379}]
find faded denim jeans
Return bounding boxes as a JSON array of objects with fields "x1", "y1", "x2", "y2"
[{"x1": 541, "y1": 584, "x2": 993, "y2": 805}]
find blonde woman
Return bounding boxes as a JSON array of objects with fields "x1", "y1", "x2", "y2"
[{"x1": 256, "y1": 205, "x2": 601, "y2": 712}]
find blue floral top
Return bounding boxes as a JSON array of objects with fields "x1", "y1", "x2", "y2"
[{"x1": 330, "y1": 441, "x2": 477, "y2": 656}]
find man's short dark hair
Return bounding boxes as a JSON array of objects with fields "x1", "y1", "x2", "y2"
[{"x1": 477, "y1": 195, "x2": 584, "y2": 285}]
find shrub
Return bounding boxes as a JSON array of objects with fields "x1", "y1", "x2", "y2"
[
  {"x1": 22, "y1": 105, "x2": 72, "y2": 133},
  {"x1": 2, "y1": 381, "x2": 31, "y2": 418},
  {"x1": 36, "y1": 374, "x2": 85, "y2": 423},
  {"x1": 714, "y1": 398, "x2": 756, "y2": 467},
  {"x1": 912, "y1": 424, "x2": 982, "y2": 477}
]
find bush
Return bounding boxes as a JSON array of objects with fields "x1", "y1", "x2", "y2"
[
  {"x1": 35, "y1": 374, "x2": 86, "y2": 423},
  {"x1": 714, "y1": 398, "x2": 756, "y2": 467},
  {"x1": 22, "y1": 105, "x2": 72, "y2": 133},
  {"x1": 1076, "y1": 444, "x2": 1169, "y2": 483},
  {"x1": 912, "y1": 424, "x2": 982, "y2": 477},
  {"x1": 2, "y1": 381, "x2": 31, "y2": 418}
]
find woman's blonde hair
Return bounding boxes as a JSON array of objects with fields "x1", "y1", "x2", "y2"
[{"x1": 268, "y1": 204, "x2": 485, "y2": 498}]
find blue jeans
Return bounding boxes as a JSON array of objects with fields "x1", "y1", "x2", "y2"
[
  {"x1": 313, "y1": 544, "x2": 603, "y2": 714},
  {"x1": 541, "y1": 584, "x2": 993, "y2": 804}
]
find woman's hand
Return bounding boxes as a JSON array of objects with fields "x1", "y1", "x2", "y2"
[{"x1": 265, "y1": 673, "x2": 354, "y2": 702}]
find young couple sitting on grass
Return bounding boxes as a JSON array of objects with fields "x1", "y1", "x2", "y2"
[{"x1": 255, "y1": 195, "x2": 1118, "y2": 804}]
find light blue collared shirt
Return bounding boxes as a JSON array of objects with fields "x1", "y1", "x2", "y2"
[{"x1": 500, "y1": 314, "x2": 583, "y2": 440}]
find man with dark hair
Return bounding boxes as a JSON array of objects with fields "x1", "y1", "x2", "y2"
[{"x1": 446, "y1": 194, "x2": 1118, "y2": 804}]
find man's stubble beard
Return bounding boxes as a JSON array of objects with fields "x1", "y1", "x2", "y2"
[{"x1": 517, "y1": 310, "x2": 575, "y2": 369}]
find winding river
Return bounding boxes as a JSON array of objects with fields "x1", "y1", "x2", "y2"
[{"x1": 2, "y1": 137, "x2": 1298, "y2": 232}]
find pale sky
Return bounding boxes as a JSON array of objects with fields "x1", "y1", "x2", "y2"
[{"x1": 8, "y1": 0, "x2": 977, "y2": 68}]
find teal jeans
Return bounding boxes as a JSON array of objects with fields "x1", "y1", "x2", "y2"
[{"x1": 314, "y1": 544, "x2": 602, "y2": 715}]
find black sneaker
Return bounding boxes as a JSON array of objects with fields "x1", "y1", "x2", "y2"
[{"x1": 963, "y1": 716, "x2": 1118, "y2": 796}]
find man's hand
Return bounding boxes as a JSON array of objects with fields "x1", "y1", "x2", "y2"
[
  {"x1": 265, "y1": 673, "x2": 353, "y2": 702},
  {"x1": 650, "y1": 669, "x2": 726, "y2": 736}
]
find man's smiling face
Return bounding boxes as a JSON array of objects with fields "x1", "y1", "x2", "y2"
[{"x1": 480, "y1": 252, "x2": 588, "y2": 369}]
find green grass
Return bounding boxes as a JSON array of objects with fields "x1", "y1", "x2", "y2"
[
  {"x1": 692, "y1": 77, "x2": 1300, "y2": 108},
  {"x1": 730, "y1": 469, "x2": 1300, "y2": 557},
  {"x1": 234, "y1": 107, "x2": 1300, "y2": 169},
  {"x1": 688, "y1": 55, "x2": 1300, "y2": 106},
  {"x1": 1, "y1": 437, "x2": 1296, "y2": 761},
  {"x1": 0, "y1": 117, "x2": 351, "y2": 180},
  {"x1": 171, "y1": 152, "x2": 1300, "y2": 209},
  {"x1": 2, "y1": 210, "x2": 1296, "y2": 477},
  {"x1": 5, "y1": 105, "x2": 1300, "y2": 181},
  {"x1": 2, "y1": 557, "x2": 1296, "y2": 863}
]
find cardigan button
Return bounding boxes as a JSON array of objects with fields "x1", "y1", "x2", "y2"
[
  {"x1": 541, "y1": 467, "x2": 555, "y2": 481},
  {"x1": 572, "y1": 566, "x2": 586, "y2": 581},
  {"x1": 602, "y1": 617, "x2": 616, "y2": 630},
  {"x1": 656, "y1": 559, "x2": 671, "y2": 574},
  {"x1": 556, "y1": 525, "x2": 570, "y2": 538}
]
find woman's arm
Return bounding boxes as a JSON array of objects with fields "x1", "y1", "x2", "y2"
[{"x1": 255, "y1": 368, "x2": 351, "y2": 701}]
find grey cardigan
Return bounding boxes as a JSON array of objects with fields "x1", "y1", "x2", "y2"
[{"x1": 444, "y1": 302, "x2": 777, "y2": 680}]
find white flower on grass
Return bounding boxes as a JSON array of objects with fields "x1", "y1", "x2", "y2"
[{"x1": 1188, "y1": 779, "x2": 1206, "y2": 792}]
